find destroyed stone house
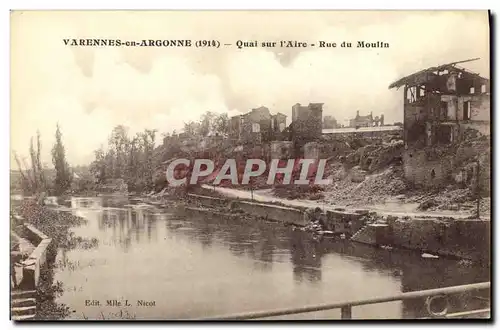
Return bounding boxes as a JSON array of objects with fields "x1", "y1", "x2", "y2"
[
  {"x1": 230, "y1": 107, "x2": 287, "y2": 144},
  {"x1": 389, "y1": 58, "x2": 490, "y2": 188},
  {"x1": 290, "y1": 103, "x2": 323, "y2": 141},
  {"x1": 349, "y1": 111, "x2": 385, "y2": 127},
  {"x1": 290, "y1": 103, "x2": 324, "y2": 157}
]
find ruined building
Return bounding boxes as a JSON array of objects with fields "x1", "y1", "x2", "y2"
[
  {"x1": 389, "y1": 58, "x2": 490, "y2": 188},
  {"x1": 229, "y1": 106, "x2": 287, "y2": 144},
  {"x1": 288, "y1": 103, "x2": 324, "y2": 158},
  {"x1": 323, "y1": 115, "x2": 339, "y2": 129},
  {"x1": 349, "y1": 111, "x2": 385, "y2": 127},
  {"x1": 291, "y1": 103, "x2": 323, "y2": 141}
]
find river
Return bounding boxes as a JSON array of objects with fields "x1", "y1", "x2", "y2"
[{"x1": 51, "y1": 196, "x2": 489, "y2": 320}]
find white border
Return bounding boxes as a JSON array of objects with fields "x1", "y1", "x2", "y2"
[{"x1": 2, "y1": 1, "x2": 498, "y2": 330}]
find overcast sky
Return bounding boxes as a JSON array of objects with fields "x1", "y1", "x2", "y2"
[{"x1": 11, "y1": 10, "x2": 490, "y2": 167}]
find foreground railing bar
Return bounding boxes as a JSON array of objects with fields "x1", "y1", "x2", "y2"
[
  {"x1": 204, "y1": 282, "x2": 490, "y2": 320},
  {"x1": 445, "y1": 308, "x2": 491, "y2": 318},
  {"x1": 419, "y1": 308, "x2": 491, "y2": 319}
]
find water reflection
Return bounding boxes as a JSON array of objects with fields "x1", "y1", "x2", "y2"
[
  {"x1": 71, "y1": 197, "x2": 102, "y2": 210},
  {"x1": 97, "y1": 207, "x2": 158, "y2": 250},
  {"x1": 55, "y1": 196, "x2": 489, "y2": 320},
  {"x1": 290, "y1": 232, "x2": 322, "y2": 283}
]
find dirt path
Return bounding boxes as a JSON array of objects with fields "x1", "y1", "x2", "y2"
[{"x1": 201, "y1": 185, "x2": 490, "y2": 221}]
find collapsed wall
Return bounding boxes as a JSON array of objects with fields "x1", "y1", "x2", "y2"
[
  {"x1": 403, "y1": 128, "x2": 490, "y2": 191},
  {"x1": 342, "y1": 140, "x2": 403, "y2": 173}
]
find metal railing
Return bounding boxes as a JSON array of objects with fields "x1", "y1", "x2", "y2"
[{"x1": 205, "y1": 282, "x2": 490, "y2": 320}]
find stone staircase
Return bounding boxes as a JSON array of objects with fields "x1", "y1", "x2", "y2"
[
  {"x1": 11, "y1": 290, "x2": 37, "y2": 320},
  {"x1": 350, "y1": 223, "x2": 390, "y2": 245},
  {"x1": 350, "y1": 224, "x2": 368, "y2": 241}
]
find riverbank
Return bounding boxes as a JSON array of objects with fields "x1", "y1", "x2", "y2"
[
  {"x1": 143, "y1": 186, "x2": 490, "y2": 263},
  {"x1": 200, "y1": 185, "x2": 490, "y2": 221},
  {"x1": 11, "y1": 201, "x2": 90, "y2": 320}
]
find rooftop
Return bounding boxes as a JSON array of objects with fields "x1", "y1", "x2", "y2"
[{"x1": 388, "y1": 58, "x2": 489, "y2": 90}]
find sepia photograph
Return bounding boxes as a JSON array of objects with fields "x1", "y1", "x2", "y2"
[{"x1": 9, "y1": 10, "x2": 491, "y2": 321}]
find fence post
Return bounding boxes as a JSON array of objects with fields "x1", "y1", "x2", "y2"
[
  {"x1": 250, "y1": 180, "x2": 254, "y2": 201},
  {"x1": 476, "y1": 157, "x2": 480, "y2": 218},
  {"x1": 341, "y1": 305, "x2": 352, "y2": 319}
]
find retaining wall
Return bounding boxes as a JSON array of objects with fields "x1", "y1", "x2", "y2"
[
  {"x1": 233, "y1": 200, "x2": 308, "y2": 226},
  {"x1": 390, "y1": 218, "x2": 490, "y2": 261},
  {"x1": 187, "y1": 194, "x2": 228, "y2": 208},
  {"x1": 182, "y1": 206, "x2": 240, "y2": 221},
  {"x1": 325, "y1": 209, "x2": 364, "y2": 233},
  {"x1": 185, "y1": 192, "x2": 489, "y2": 261},
  {"x1": 352, "y1": 223, "x2": 392, "y2": 246},
  {"x1": 20, "y1": 224, "x2": 52, "y2": 289}
]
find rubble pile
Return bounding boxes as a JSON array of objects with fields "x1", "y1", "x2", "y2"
[
  {"x1": 413, "y1": 186, "x2": 490, "y2": 214},
  {"x1": 273, "y1": 184, "x2": 325, "y2": 200},
  {"x1": 414, "y1": 187, "x2": 472, "y2": 211},
  {"x1": 352, "y1": 166, "x2": 407, "y2": 199},
  {"x1": 326, "y1": 162, "x2": 349, "y2": 182},
  {"x1": 454, "y1": 132, "x2": 490, "y2": 165},
  {"x1": 323, "y1": 165, "x2": 408, "y2": 206},
  {"x1": 343, "y1": 140, "x2": 404, "y2": 173}
]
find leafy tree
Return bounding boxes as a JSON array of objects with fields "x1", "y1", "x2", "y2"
[
  {"x1": 89, "y1": 146, "x2": 107, "y2": 183},
  {"x1": 14, "y1": 131, "x2": 48, "y2": 195},
  {"x1": 140, "y1": 129, "x2": 157, "y2": 192},
  {"x1": 87, "y1": 126, "x2": 160, "y2": 193},
  {"x1": 36, "y1": 131, "x2": 46, "y2": 190},
  {"x1": 108, "y1": 125, "x2": 130, "y2": 179},
  {"x1": 183, "y1": 121, "x2": 200, "y2": 137},
  {"x1": 51, "y1": 124, "x2": 72, "y2": 195},
  {"x1": 199, "y1": 111, "x2": 217, "y2": 136},
  {"x1": 213, "y1": 113, "x2": 229, "y2": 136},
  {"x1": 29, "y1": 137, "x2": 39, "y2": 192},
  {"x1": 13, "y1": 152, "x2": 34, "y2": 194}
]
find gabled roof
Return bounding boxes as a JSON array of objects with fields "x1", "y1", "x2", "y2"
[{"x1": 388, "y1": 58, "x2": 489, "y2": 90}]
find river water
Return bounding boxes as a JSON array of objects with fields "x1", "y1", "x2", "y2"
[{"x1": 52, "y1": 196, "x2": 489, "y2": 320}]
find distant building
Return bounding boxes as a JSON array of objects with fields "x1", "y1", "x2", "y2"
[
  {"x1": 322, "y1": 125, "x2": 402, "y2": 139},
  {"x1": 291, "y1": 103, "x2": 323, "y2": 142},
  {"x1": 323, "y1": 115, "x2": 339, "y2": 129},
  {"x1": 229, "y1": 107, "x2": 287, "y2": 144},
  {"x1": 349, "y1": 111, "x2": 384, "y2": 127},
  {"x1": 272, "y1": 113, "x2": 288, "y2": 135}
]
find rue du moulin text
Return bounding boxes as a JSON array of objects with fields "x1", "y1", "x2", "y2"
[{"x1": 236, "y1": 40, "x2": 389, "y2": 49}]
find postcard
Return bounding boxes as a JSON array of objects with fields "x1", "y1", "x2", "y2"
[{"x1": 10, "y1": 10, "x2": 491, "y2": 320}]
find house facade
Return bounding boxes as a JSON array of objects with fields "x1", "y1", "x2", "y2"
[
  {"x1": 349, "y1": 111, "x2": 385, "y2": 128},
  {"x1": 229, "y1": 107, "x2": 287, "y2": 144}
]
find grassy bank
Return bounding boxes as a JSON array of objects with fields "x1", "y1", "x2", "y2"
[{"x1": 13, "y1": 201, "x2": 90, "y2": 320}]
